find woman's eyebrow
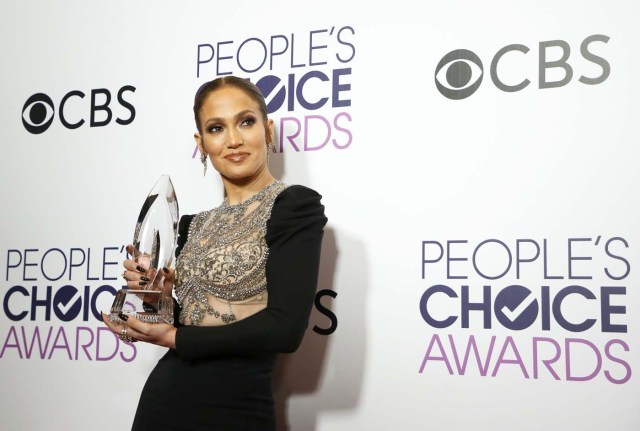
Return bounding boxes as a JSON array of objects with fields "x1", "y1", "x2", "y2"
[{"x1": 204, "y1": 110, "x2": 257, "y2": 124}]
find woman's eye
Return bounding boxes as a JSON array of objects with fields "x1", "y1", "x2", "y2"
[
  {"x1": 208, "y1": 125, "x2": 222, "y2": 133},
  {"x1": 241, "y1": 117, "x2": 256, "y2": 126}
]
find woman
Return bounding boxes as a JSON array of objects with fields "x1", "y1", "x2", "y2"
[{"x1": 102, "y1": 76, "x2": 327, "y2": 430}]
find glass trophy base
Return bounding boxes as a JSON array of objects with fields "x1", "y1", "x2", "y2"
[{"x1": 109, "y1": 289, "x2": 174, "y2": 324}]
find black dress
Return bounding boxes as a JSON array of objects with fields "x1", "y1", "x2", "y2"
[{"x1": 131, "y1": 185, "x2": 327, "y2": 431}]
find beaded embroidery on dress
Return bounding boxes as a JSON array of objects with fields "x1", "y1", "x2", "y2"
[{"x1": 174, "y1": 181, "x2": 289, "y2": 326}]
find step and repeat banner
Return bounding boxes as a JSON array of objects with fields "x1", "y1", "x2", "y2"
[{"x1": 1, "y1": 1, "x2": 639, "y2": 430}]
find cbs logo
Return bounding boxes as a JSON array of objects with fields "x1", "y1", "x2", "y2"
[
  {"x1": 22, "y1": 86, "x2": 136, "y2": 134},
  {"x1": 435, "y1": 34, "x2": 610, "y2": 100}
]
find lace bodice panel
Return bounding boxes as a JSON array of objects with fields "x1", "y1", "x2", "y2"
[{"x1": 174, "y1": 181, "x2": 289, "y2": 326}]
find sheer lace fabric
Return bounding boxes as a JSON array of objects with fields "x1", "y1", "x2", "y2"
[{"x1": 174, "y1": 181, "x2": 288, "y2": 326}]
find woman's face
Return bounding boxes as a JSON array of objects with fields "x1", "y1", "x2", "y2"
[{"x1": 195, "y1": 86, "x2": 274, "y2": 183}]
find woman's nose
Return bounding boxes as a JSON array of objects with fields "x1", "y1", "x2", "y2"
[{"x1": 226, "y1": 127, "x2": 243, "y2": 147}]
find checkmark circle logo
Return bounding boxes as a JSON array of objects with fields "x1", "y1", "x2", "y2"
[
  {"x1": 53, "y1": 285, "x2": 82, "y2": 321},
  {"x1": 255, "y1": 75, "x2": 286, "y2": 114},
  {"x1": 494, "y1": 285, "x2": 538, "y2": 330}
]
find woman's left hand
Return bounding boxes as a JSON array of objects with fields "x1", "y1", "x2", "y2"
[{"x1": 102, "y1": 312, "x2": 177, "y2": 349}]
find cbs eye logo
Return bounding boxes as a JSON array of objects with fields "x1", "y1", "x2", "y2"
[
  {"x1": 21, "y1": 86, "x2": 136, "y2": 134},
  {"x1": 22, "y1": 93, "x2": 56, "y2": 134},
  {"x1": 434, "y1": 49, "x2": 484, "y2": 100}
]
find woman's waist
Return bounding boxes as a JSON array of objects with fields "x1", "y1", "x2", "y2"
[{"x1": 158, "y1": 350, "x2": 277, "y2": 386}]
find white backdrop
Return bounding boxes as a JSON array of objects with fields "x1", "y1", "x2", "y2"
[{"x1": 1, "y1": 1, "x2": 639, "y2": 430}]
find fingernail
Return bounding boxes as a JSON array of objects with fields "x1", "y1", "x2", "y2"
[
  {"x1": 140, "y1": 276, "x2": 149, "y2": 282},
  {"x1": 163, "y1": 267, "x2": 169, "y2": 273},
  {"x1": 136, "y1": 265, "x2": 146, "y2": 273},
  {"x1": 139, "y1": 281, "x2": 147, "y2": 286},
  {"x1": 118, "y1": 312, "x2": 128, "y2": 321}
]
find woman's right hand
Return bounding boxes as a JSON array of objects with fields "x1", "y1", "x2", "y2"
[{"x1": 122, "y1": 244, "x2": 175, "y2": 298}]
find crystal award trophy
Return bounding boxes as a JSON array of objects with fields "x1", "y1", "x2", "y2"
[{"x1": 109, "y1": 174, "x2": 179, "y2": 324}]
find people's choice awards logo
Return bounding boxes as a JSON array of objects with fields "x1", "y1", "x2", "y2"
[
  {"x1": 21, "y1": 86, "x2": 136, "y2": 134},
  {"x1": 435, "y1": 34, "x2": 610, "y2": 99},
  {"x1": 194, "y1": 25, "x2": 355, "y2": 154},
  {"x1": 418, "y1": 237, "x2": 631, "y2": 384},
  {"x1": 0, "y1": 246, "x2": 137, "y2": 362}
]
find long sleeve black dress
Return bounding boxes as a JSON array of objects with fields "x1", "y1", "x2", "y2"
[{"x1": 131, "y1": 184, "x2": 327, "y2": 431}]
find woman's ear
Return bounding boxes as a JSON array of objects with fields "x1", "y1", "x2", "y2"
[
  {"x1": 267, "y1": 119, "x2": 275, "y2": 145},
  {"x1": 194, "y1": 133, "x2": 205, "y2": 156}
]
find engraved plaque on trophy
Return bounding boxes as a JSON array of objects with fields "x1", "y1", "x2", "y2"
[{"x1": 109, "y1": 174, "x2": 179, "y2": 324}]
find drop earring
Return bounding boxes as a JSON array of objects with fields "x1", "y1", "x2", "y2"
[
  {"x1": 267, "y1": 142, "x2": 276, "y2": 163},
  {"x1": 201, "y1": 153, "x2": 207, "y2": 176}
]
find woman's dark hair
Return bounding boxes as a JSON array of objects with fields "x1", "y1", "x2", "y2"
[{"x1": 193, "y1": 76, "x2": 270, "y2": 138}]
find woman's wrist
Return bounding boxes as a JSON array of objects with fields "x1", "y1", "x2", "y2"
[{"x1": 167, "y1": 326, "x2": 177, "y2": 349}]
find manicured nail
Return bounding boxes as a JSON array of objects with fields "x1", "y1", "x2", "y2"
[
  {"x1": 140, "y1": 276, "x2": 149, "y2": 282},
  {"x1": 118, "y1": 313, "x2": 128, "y2": 321},
  {"x1": 136, "y1": 265, "x2": 146, "y2": 273},
  {"x1": 139, "y1": 281, "x2": 147, "y2": 286}
]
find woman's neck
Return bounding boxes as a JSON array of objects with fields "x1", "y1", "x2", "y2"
[{"x1": 221, "y1": 170, "x2": 275, "y2": 205}]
